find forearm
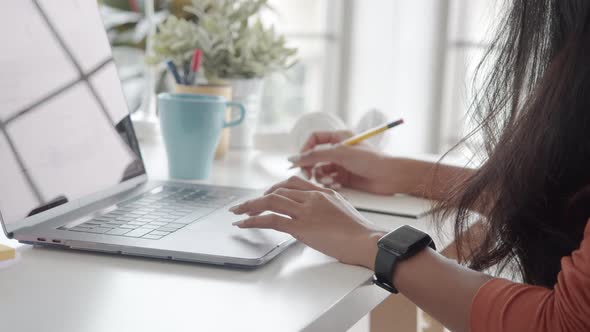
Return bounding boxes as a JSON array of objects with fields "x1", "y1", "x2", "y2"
[
  {"x1": 363, "y1": 237, "x2": 492, "y2": 332},
  {"x1": 394, "y1": 249, "x2": 492, "y2": 332},
  {"x1": 391, "y1": 157, "x2": 474, "y2": 202}
]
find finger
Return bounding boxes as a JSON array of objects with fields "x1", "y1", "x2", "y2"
[
  {"x1": 318, "y1": 175, "x2": 337, "y2": 186},
  {"x1": 289, "y1": 144, "x2": 333, "y2": 164},
  {"x1": 301, "y1": 166, "x2": 312, "y2": 179},
  {"x1": 270, "y1": 188, "x2": 308, "y2": 203},
  {"x1": 264, "y1": 176, "x2": 324, "y2": 195},
  {"x1": 233, "y1": 214, "x2": 295, "y2": 234},
  {"x1": 313, "y1": 163, "x2": 350, "y2": 186},
  {"x1": 325, "y1": 182, "x2": 342, "y2": 190},
  {"x1": 300, "y1": 131, "x2": 341, "y2": 153},
  {"x1": 287, "y1": 139, "x2": 349, "y2": 172},
  {"x1": 231, "y1": 193, "x2": 301, "y2": 218},
  {"x1": 246, "y1": 188, "x2": 310, "y2": 215},
  {"x1": 292, "y1": 145, "x2": 350, "y2": 168},
  {"x1": 313, "y1": 163, "x2": 338, "y2": 182}
]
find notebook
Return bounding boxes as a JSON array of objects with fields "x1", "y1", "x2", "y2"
[{"x1": 339, "y1": 189, "x2": 435, "y2": 219}]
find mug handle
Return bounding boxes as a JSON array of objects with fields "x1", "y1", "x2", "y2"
[{"x1": 223, "y1": 102, "x2": 246, "y2": 128}]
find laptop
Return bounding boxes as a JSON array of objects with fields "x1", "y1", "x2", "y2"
[{"x1": 0, "y1": 1, "x2": 293, "y2": 267}]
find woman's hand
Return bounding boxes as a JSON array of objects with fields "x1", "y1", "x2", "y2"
[
  {"x1": 230, "y1": 176, "x2": 386, "y2": 269},
  {"x1": 291, "y1": 130, "x2": 410, "y2": 195}
]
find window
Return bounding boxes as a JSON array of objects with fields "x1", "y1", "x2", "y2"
[
  {"x1": 439, "y1": 0, "x2": 503, "y2": 155},
  {"x1": 344, "y1": 0, "x2": 502, "y2": 157},
  {"x1": 258, "y1": 0, "x2": 345, "y2": 133}
]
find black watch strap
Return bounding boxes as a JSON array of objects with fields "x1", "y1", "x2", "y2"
[
  {"x1": 373, "y1": 226, "x2": 436, "y2": 294},
  {"x1": 373, "y1": 248, "x2": 399, "y2": 293}
]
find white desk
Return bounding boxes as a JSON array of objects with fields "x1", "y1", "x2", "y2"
[{"x1": 0, "y1": 137, "x2": 441, "y2": 332}]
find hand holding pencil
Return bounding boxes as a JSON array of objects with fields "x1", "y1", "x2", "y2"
[{"x1": 287, "y1": 119, "x2": 405, "y2": 194}]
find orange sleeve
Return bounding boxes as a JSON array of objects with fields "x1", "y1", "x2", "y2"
[{"x1": 470, "y1": 220, "x2": 590, "y2": 332}]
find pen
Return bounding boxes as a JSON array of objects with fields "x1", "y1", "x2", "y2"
[
  {"x1": 183, "y1": 61, "x2": 191, "y2": 85},
  {"x1": 188, "y1": 49, "x2": 202, "y2": 85},
  {"x1": 166, "y1": 60, "x2": 182, "y2": 84},
  {"x1": 288, "y1": 119, "x2": 404, "y2": 168}
]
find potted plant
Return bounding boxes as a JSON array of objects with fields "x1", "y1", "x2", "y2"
[{"x1": 148, "y1": 0, "x2": 297, "y2": 149}]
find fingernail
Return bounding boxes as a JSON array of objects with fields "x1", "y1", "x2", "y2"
[
  {"x1": 329, "y1": 183, "x2": 342, "y2": 190},
  {"x1": 319, "y1": 176, "x2": 334, "y2": 185},
  {"x1": 229, "y1": 204, "x2": 241, "y2": 213},
  {"x1": 287, "y1": 154, "x2": 301, "y2": 163},
  {"x1": 232, "y1": 220, "x2": 246, "y2": 226}
]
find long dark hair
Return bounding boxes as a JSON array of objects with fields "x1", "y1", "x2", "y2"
[{"x1": 439, "y1": 0, "x2": 590, "y2": 288}]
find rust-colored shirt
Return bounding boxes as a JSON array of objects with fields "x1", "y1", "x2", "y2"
[{"x1": 471, "y1": 220, "x2": 590, "y2": 331}]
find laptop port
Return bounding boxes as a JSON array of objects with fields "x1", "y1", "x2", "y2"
[
  {"x1": 52, "y1": 239, "x2": 61, "y2": 244},
  {"x1": 37, "y1": 238, "x2": 46, "y2": 242}
]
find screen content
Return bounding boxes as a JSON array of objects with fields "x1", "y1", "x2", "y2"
[{"x1": 0, "y1": 0, "x2": 144, "y2": 228}]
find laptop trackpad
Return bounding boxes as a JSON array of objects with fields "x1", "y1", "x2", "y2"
[{"x1": 170, "y1": 210, "x2": 293, "y2": 259}]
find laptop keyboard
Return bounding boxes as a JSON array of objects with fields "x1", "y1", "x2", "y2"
[{"x1": 66, "y1": 186, "x2": 242, "y2": 240}]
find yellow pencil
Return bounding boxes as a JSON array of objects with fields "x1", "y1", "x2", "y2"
[{"x1": 340, "y1": 118, "x2": 404, "y2": 146}]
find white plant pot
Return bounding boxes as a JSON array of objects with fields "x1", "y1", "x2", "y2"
[{"x1": 226, "y1": 78, "x2": 264, "y2": 149}]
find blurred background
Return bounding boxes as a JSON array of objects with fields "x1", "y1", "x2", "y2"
[{"x1": 99, "y1": 0, "x2": 501, "y2": 158}]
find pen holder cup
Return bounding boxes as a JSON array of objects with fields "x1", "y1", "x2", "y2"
[{"x1": 175, "y1": 84, "x2": 233, "y2": 159}]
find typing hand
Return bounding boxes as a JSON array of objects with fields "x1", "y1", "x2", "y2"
[{"x1": 230, "y1": 176, "x2": 385, "y2": 269}]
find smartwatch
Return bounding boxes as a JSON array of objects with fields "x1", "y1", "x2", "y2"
[{"x1": 373, "y1": 225, "x2": 436, "y2": 293}]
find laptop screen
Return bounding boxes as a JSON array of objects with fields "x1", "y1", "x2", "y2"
[{"x1": 0, "y1": 1, "x2": 145, "y2": 229}]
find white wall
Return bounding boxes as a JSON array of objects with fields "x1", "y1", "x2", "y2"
[{"x1": 345, "y1": 0, "x2": 449, "y2": 155}]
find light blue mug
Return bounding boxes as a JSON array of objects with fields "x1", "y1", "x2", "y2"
[{"x1": 158, "y1": 93, "x2": 246, "y2": 179}]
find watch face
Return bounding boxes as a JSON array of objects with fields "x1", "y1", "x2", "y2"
[{"x1": 378, "y1": 225, "x2": 429, "y2": 255}]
